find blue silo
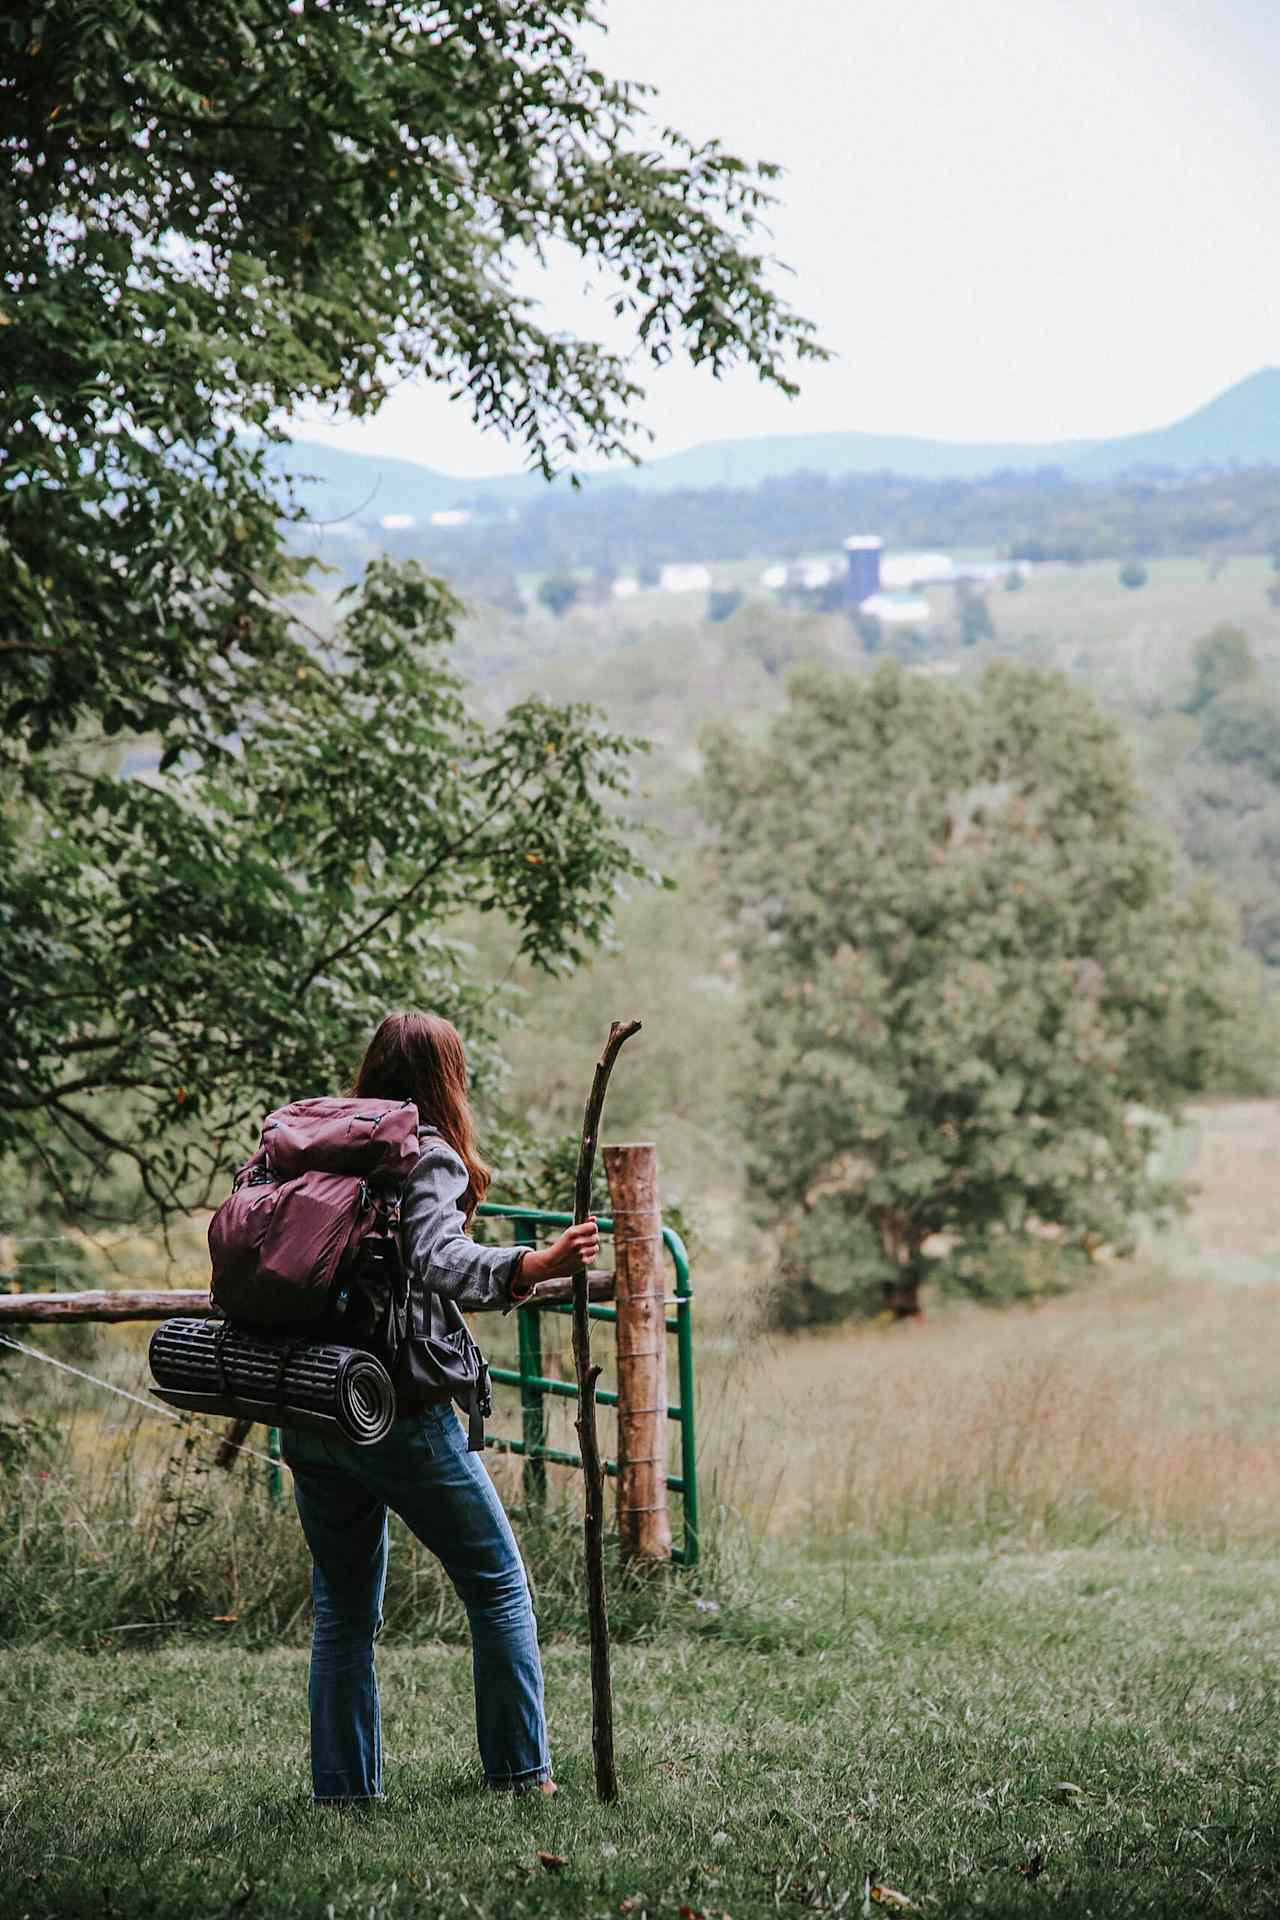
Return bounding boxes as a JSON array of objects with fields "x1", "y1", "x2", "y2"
[{"x1": 843, "y1": 535, "x2": 883, "y2": 605}]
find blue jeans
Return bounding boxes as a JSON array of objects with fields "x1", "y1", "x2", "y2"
[{"x1": 281, "y1": 1403, "x2": 551, "y2": 1802}]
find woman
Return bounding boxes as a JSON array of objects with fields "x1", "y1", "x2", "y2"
[{"x1": 280, "y1": 1009, "x2": 599, "y2": 1806}]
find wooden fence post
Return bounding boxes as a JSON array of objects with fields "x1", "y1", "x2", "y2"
[{"x1": 604, "y1": 1142, "x2": 672, "y2": 1563}]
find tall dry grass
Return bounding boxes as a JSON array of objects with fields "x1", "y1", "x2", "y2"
[
  {"x1": 691, "y1": 1101, "x2": 1280, "y2": 1553},
  {"x1": 696, "y1": 1273, "x2": 1280, "y2": 1551}
]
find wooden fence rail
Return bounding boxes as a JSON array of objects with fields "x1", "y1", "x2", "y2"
[
  {"x1": 0, "y1": 1289, "x2": 212, "y2": 1324},
  {"x1": 0, "y1": 1273, "x2": 616, "y2": 1326}
]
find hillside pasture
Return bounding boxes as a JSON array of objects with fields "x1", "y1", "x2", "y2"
[{"x1": 456, "y1": 553, "x2": 1280, "y2": 791}]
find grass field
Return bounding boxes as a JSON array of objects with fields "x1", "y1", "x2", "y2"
[
  {"x1": 3, "y1": 1550, "x2": 1279, "y2": 1920},
  {"x1": 468, "y1": 552, "x2": 1280, "y2": 757}
]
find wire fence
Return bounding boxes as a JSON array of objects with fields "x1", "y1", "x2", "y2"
[{"x1": 0, "y1": 1332, "x2": 278, "y2": 1466}]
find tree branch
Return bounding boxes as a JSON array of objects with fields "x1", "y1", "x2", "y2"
[
  {"x1": 293, "y1": 770, "x2": 536, "y2": 997},
  {"x1": 10, "y1": 1074, "x2": 159, "y2": 1111},
  {"x1": 45, "y1": 1101, "x2": 175, "y2": 1226}
]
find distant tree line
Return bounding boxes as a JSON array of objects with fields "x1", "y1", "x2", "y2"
[
  {"x1": 1151, "y1": 624, "x2": 1280, "y2": 968},
  {"x1": 355, "y1": 465, "x2": 1280, "y2": 590}
]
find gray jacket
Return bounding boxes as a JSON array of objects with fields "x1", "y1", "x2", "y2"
[{"x1": 400, "y1": 1129, "x2": 526, "y2": 1324}]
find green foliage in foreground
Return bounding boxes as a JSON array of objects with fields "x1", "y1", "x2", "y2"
[
  {"x1": 704, "y1": 663, "x2": 1234, "y2": 1324},
  {"x1": 2, "y1": 1551, "x2": 1278, "y2": 1919},
  {"x1": 2, "y1": 0, "x2": 820, "y2": 1222},
  {"x1": 3, "y1": 0, "x2": 820, "y2": 752},
  {"x1": 2, "y1": 560, "x2": 644, "y2": 1217}
]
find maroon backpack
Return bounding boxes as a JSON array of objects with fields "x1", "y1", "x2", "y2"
[
  {"x1": 209, "y1": 1096, "x2": 420, "y2": 1332},
  {"x1": 208, "y1": 1095, "x2": 494, "y2": 1447}
]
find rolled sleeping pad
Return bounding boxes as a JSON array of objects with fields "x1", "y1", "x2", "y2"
[{"x1": 148, "y1": 1316, "x2": 397, "y2": 1446}]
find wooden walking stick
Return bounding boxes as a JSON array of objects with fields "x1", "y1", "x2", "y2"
[{"x1": 572, "y1": 1018, "x2": 641, "y2": 1804}]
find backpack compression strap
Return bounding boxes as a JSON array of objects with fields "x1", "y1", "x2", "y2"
[{"x1": 465, "y1": 1357, "x2": 492, "y2": 1453}]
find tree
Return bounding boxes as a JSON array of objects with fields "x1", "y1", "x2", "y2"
[
  {"x1": 1186, "y1": 624, "x2": 1256, "y2": 713},
  {"x1": 2, "y1": 2, "x2": 821, "y2": 1218},
  {"x1": 2, "y1": 2, "x2": 821, "y2": 750},
  {"x1": 1200, "y1": 688, "x2": 1280, "y2": 784},
  {"x1": 1166, "y1": 756, "x2": 1280, "y2": 966},
  {"x1": 703, "y1": 663, "x2": 1232, "y2": 1324},
  {"x1": 1119, "y1": 561, "x2": 1148, "y2": 589},
  {"x1": 707, "y1": 587, "x2": 744, "y2": 624},
  {"x1": 956, "y1": 581, "x2": 994, "y2": 646},
  {"x1": 537, "y1": 573, "x2": 583, "y2": 618},
  {"x1": 1146, "y1": 627, "x2": 1280, "y2": 969},
  {"x1": 3, "y1": 561, "x2": 648, "y2": 1217}
]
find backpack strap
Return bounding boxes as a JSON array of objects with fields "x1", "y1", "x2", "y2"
[
  {"x1": 465, "y1": 1358, "x2": 492, "y2": 1453},
  {"x1": 212, "y1": 1321, "x2": 231, "y2": 1398},
  {"x1": 272, "y1": 1338, "x2": 303, "y2": 1407},
  {"x1": 384, "y1": 1181, "x2": 408, "y2": 1307}
]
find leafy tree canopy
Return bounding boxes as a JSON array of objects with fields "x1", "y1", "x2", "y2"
[
  {"x1": 1200, "y1": 687, "x2": 1280, "y2": 785},
  {"x1": 5, "y1": 559, "x2": 649, "y2": 1217},
  {"x1": 1145, "y1": 629, "x2": 1280, "y2": 969},
  {"x1": 1, "y1": 1, "x2": 819, "y2": 1218},
  {"x1": 704, "y1": 663, "x2": 1233, "y2": 1324},
  {"x1": 3, "y1": 0, "x2": 821, "y2": 752},
  {"x1": 1186, "y1": 624, "x2": 1257, "y2": 715},
  {"x1": 536, "y1": 573, "x2": 582, "y2": 619}
]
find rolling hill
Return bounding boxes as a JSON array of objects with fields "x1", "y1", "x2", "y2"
[{"x1": 280, "y1": 368, "x2": 1280, "y2": 526}]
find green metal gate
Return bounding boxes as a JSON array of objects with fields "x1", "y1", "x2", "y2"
[{"x1": 475, "y1": 1203, "x2": 698, "y2": 1566}]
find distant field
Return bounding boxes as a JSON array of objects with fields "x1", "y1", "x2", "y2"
[
  {"x1": 461, "y1": 553, "x2": 1280, "y2": 796},
  {"x1": 662, "y1": 1099, "x2": 1280, "y2": 1552},
  {"x1": 972, "y1": 553, "x2": 1280, "y2": 696},
  {"x1": 465, "y1": 1099, "x2": 1280, "y2": 1559},
  {"x1": 500, "y1": 550, "x2": 1280, "y2": 643}
]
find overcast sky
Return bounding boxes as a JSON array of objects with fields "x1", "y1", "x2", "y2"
[{"x1": 294, "y1": 0, "x2": 1278, "y2": 476}]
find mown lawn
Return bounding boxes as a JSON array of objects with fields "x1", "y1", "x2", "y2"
[{"x1": 3, "y1": 1548, "x2": 1278, "y2": 1920}]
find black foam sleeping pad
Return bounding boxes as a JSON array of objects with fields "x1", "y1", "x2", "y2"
[{"x1": 148, "y1": 1317, "x2": 397, "y2": 1445}]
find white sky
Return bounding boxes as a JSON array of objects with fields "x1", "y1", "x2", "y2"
[{"x1": 293, "y1": 0, "x2": 1279, "y2": 476}]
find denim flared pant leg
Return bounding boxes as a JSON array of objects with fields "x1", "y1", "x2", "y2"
[{"x1": 283, "y1": 1404, "x2": 551, "y2": 1802}]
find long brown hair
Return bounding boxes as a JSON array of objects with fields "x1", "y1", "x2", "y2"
[{"x1": 351, "y1": 1011, "x2": 490, "y2": 1219}]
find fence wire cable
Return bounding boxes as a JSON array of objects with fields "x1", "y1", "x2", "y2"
[{"x1": 0, "y1": 1333, "x2": 279, "y2": 1467}]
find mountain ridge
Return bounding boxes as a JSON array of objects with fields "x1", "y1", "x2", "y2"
[{"x1": 283, "y1": 368, "x2": 1280, "y2": 525}]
